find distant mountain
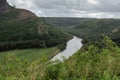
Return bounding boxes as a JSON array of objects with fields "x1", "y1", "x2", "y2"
[
  {"x1": 74, "y1": 19, "x2": 120, "y2": 45},
  {"x1": 75, "y1": 19, "x2": 120, "y2": 35},
  {"x1": 42, "y1": 17, "x2": 91, "y2": 27},
  {"x1": 42, "y1": 17, "x2": 120, "y2": 46},
  {"x1": 0, "y1": 0, "x2": 71, "y2": 51}
]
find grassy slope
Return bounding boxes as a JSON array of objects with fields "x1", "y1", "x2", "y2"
[{"x1": 0, "y1": 47, "x2": 60, "y2": 61}]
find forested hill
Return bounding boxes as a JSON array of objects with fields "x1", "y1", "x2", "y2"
[
  {"x1": 43, "y1": 17, "x2": 120, "y2": 46},
  {"x1": 42, "y1": 17, "x2": 91, "y2": 27},
  {"x1": 73, "y1": 19, "x2": 120, "y2": 46},
  {"x1": 0, "y1": 0, "x2": 71, "y2": 51}
]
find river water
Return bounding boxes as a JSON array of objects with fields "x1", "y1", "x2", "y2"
[{"x1": 51, "y1": 36, "x2": 83, "y2": 61}]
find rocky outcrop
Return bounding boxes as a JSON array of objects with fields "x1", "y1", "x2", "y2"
[{"x1": 0, "y1": 0, "x2": 10, "y2": 13}]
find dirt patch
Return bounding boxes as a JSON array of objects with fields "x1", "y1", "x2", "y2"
[{"x1": 15, "y1": 9, "x2": 36, "y2": 21}]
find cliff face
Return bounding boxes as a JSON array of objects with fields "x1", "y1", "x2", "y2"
[{"x1": 0, "y1": 0, "x2": 10, "y2": 13}]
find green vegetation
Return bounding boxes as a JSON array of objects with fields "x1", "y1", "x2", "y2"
[
  {"x1": 0, "y1": 36, "x2": 119, "y2": 80},
  {"x1": 43, "y1": 18, "x2": 120, "y2": 46},
  {"x1": 0, "y1": 9, "x2": 72, "y2": 51},
  {"x1": 42, "y1": 17, "x2": 91, "y2": 27},
  {"x1": 0, "y1": 47, "x2": 60, "y2": 61},
  {"x1": 75, "y1": 19, "x2": 120, "y2": 38},
  {"x1": 60, "y1": 19, "x2": 120, "y2": 46},
  {"x1": 1, "y1": 1, "x2": 119, "y2": 80}
]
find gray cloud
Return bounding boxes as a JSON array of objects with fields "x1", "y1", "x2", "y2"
[{"x1": 7, "y1": 0, "x2": 120, "y2": 18}]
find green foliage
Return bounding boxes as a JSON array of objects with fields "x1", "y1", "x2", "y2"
[
  {"x1": 0, "y1": 36, "x2": 119, "y2": 80},
  {"x1": 41, "y1": 18, "x2": 120, "y2": 46},
  {"x1": 42, "y1": 17, "x2": 90, "y2": 27},
  {"x1": 0, "y1": 9, "x2": 72, "y2": 51},
  {"x1": 0, "y1": 54, "x2": 48, "y2": 80},
  {"x1": 62, "y1": 19, "x2": 120, "y2": 46},
  {"x1": 45, "y1": 37, "x2": 120, "y2": 80},
  {"x1": 0, "y1": 47, "x2": 60, "y2": 61}
]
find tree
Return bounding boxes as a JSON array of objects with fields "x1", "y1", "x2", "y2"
[{"x1": 13, "y1": 4, "x2": 16, "y2": 8}]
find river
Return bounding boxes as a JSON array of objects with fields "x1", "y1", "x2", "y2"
[{"x1": 51, "y1": 36, "x2": 83, "y2": 62}]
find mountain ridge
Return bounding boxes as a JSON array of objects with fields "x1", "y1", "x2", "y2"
[
  {"x1": 0, "y1": 0, "x2": 71, "y2": 51},
  {"x1": 0, "y1": 0, "x2": 11, "y2": 13}
]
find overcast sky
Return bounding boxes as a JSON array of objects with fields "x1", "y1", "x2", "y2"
[{"x1": 7, "y1": 0, "x2": 120, "y2": 18}]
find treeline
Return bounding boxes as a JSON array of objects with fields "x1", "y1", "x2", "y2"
[
  {"x1": 0, "y1": 37, "x2": 69, "y2": 51},
  {"x1": 0, "y1": 40, "x2": 46, "y2": 51}
]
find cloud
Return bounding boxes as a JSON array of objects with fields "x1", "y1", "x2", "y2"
[
  {"x1": 87, "y1": 0, "x2": 99, "y2": 5},
  {"x1": 7, "y1": 0, "x2": 120, "y2": 18}
]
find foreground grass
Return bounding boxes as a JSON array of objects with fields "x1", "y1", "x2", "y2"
[{"x1": 0, "y1": 37, "x2": 120, "y2": 80}]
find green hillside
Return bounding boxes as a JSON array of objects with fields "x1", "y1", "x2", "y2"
[
  {"x1": 41, "y1": 17, "x2": 120, "y2": 46},
  {"x1": 0, "y1": 8, "x2": 71, "y2": 51},
  {"x1": 75, "y1": 19, "x2": 120, "y2": 35},
  {"x1": 42, "y1": 17, "x2": 91, "y2": 27},
  {"x1": 62, "y1": 19, "x2": 120, "y2": 46}
]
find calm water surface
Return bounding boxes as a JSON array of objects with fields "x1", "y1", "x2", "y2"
[{"x1": 51, "y1": 36, "x2": 83, "y2": 61}]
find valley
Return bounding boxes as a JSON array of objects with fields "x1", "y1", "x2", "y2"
[
  {"x1": 0, "y1": 0, "x2": 120, "y2": 80},
  {"x1": 0, "y1": 0, "x2": 72, "y2": 51}
]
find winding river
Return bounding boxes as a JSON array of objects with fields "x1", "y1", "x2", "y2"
[{"x1": 51, "y1": 36, "x2": 83, "y2": 62}]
